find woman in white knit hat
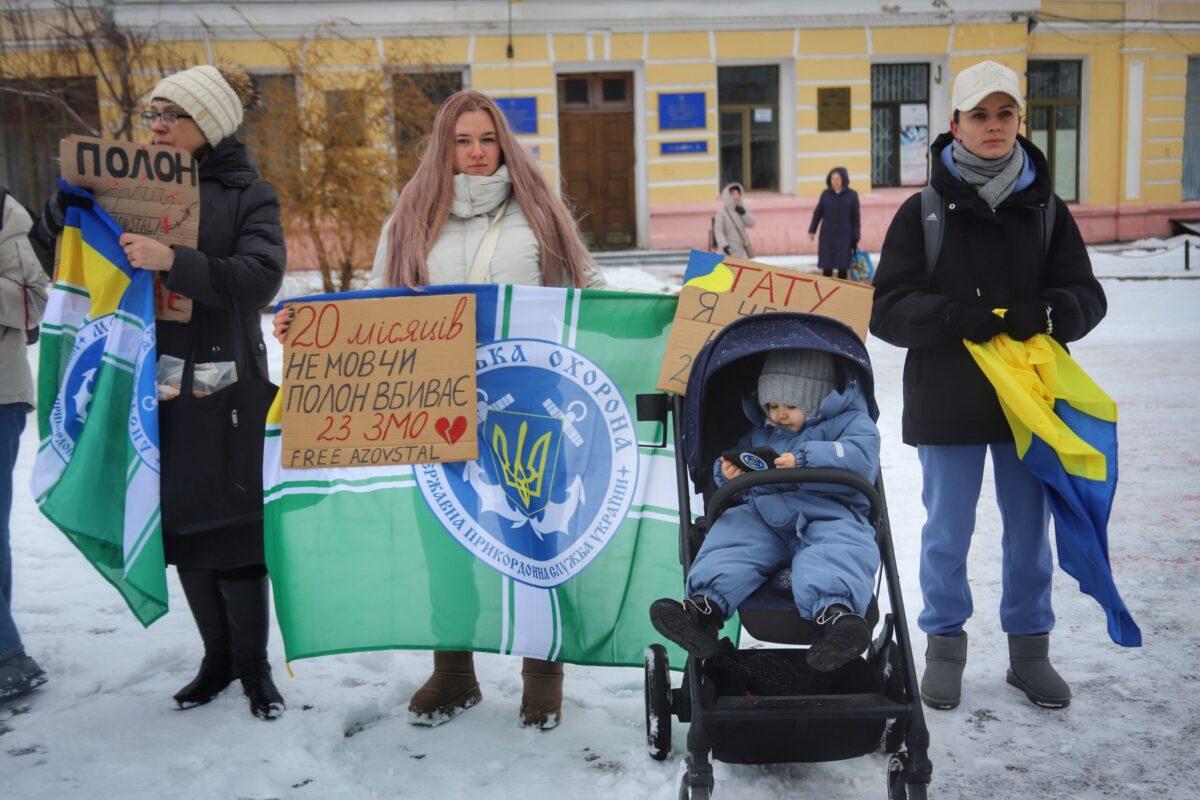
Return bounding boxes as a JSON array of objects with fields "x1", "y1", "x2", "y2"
[{"x1": 31, "y1": 62, "x2": 288, "y2": 720}]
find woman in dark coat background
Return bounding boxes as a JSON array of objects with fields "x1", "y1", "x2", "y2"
[
  {"x1": 808, "y1": 167, "x2": 860, "y2": 279},
  {"x1": 30, "y1": 63, "x2": 287, "y2": 720}
]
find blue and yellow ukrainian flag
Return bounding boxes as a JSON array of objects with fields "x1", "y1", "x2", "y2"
[
  {"x1": 32, "y1": 182, "x2": 167, "y2": 626},
  {"x1": 967, "y1": 327, "x2": 1140, "y2": 647}
]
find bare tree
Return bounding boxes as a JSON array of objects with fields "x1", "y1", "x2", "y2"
[
  {"x1": 242, "y1": 23, "x2": 451, "y2": 292},
  {"x1": 0, "y1": 0, "x2": 186, "y2": 142}
]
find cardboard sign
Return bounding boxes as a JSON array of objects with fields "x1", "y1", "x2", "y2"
[
  {"x1": 656, "y1": 251, "x2": 874, "y2": 395},
  {"x1": 59, "y1": 135, "x2": 199, "y2": 322},
  {"x1": 281, "y1": 293, "x2": 478, "y2": 468}
]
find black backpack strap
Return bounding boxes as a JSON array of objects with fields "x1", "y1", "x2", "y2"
[
  {"x1": 1041, "y1": 195, "x2": 1056, "y2": 257},
  {"x1": 920, "y1": 184, "x2": 944, "y2": 281}
]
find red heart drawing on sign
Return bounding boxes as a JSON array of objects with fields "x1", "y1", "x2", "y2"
[{"x1": 435, "y1": 415, "x2": 468, "y2": 445}]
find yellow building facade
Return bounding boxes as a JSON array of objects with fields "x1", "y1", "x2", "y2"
[{"x1": 2, "y1": 0, "x2": 1198, "y2": 257}]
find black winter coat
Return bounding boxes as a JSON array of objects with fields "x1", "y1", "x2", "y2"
[
  {"x1": 869, "y1": 133, "x2": 1105, "y2": 446},
  {"x1": 159, "y1": 138, "x2": 286, "y2": 569},
  {"x1": 809, "y1": 169, "x2": 860, "y2": 271}
]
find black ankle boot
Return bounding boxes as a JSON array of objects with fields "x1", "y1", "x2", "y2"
[
  {"x1": 175, "y1": 569, "x2": 235, "y2": 709},
  {"x1": 219, "y1": 573, "x2": 285, "y2": 720},
  {"x1": 649, "y1": 596, "x2": 724, "y2": 660}
]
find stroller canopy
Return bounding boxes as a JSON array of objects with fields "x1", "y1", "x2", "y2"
[{"x1": 681, "y1": 312, "x2": 878, "y2": 487}]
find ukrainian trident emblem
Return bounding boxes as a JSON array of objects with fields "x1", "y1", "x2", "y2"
[{"x1": 488, "y1": 410, "x2": 561, "y2": 514}]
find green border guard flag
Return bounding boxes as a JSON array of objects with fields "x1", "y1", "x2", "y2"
[
  {"x1": 31, "y1": 184, "x2": 167, "y2": 626},
  {"x1": 265, "y1": 284, "x2": 729, "y2": 666}
]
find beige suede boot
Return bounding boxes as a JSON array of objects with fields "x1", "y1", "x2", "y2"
[
  {"x1": 408, "y1": 650, "x2": 482, "y2": 727},
  {"x1": 519, "y1": 658, "x2": 564, "y2": 730}
]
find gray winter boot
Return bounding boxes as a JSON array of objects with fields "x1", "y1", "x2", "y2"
[
  {"x1": 920, "y1": 632, "x2": 968, "y2": 710},
  {"x1": 1006, "y1": 634, "x2": 1071, "y2": 708}
]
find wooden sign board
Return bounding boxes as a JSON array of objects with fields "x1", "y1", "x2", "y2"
[
  {"x1": 281, "y1": 293, "x2": 478, "y2": 468},
  {"x1": 656, "y1": 251, "x2": 873, "y2": 395},
  {"x1": 59, "y1": 135, "x2": 199, "y2": 322}
]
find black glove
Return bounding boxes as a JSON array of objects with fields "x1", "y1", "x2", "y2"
[
  {"x1": 722, "y1": 246, "x2": 731, "y2": 255},
  {"x1": 734, "y1": 205, "x2": 746, "y2": 215},
  {"x1": 944, "y1": 303, "x2": 1005, "y2": 343},
  {"x1": 38, "y1": 189, "x2": 93, "y2": 238},
  {"x1": 1004, "y1": 301, "x2": 1050, "y2": 341}
]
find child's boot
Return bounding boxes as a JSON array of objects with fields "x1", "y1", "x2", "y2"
[
  {"x1": 920, "y1": 632, "x2": 968, "y2": 710},
  {"x1": 1006, "y1": 634, "x2": 1071, "y2": 708},
  {"x1": 807, "y1": 604, "x2": 872, "y2": 672},
  {"x1": 649, "y1": 596, "x2": 723, "y2": 660}
]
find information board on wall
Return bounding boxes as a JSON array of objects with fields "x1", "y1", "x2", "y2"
[{"x1": 817, "y1": 87, "x2": 852, "y2": 132}]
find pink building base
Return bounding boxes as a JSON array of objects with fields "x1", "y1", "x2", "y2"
[{"x1": 649, "y1": 190, "x2": 1200, "y2": 254}]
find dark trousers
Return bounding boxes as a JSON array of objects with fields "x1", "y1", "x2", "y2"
[{"x1": 0, "y1": 403, "x2": 28, "y2": 661}]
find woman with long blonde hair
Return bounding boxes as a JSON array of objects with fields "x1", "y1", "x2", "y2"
[
  {"x1": 275, "y1": 90, "x2": 604, "y2": 730},
  {"x1": 373, "y1": 90, "x2": 604, "y2": 290}
]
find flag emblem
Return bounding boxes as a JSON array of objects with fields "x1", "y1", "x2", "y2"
[{"x1": 415, "y1": 338, "x2": 639, "y2": 589}]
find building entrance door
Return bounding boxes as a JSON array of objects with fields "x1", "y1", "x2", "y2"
[{"x1": 557, "y1": 72, "x2": 636, "y2": 250}]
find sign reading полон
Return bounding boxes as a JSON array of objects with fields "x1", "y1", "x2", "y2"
[{"x1": 281, "y1": 293, "x2": 478, "y2": 468}]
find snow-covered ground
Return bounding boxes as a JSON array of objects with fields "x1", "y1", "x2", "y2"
[{"x1": 4, "y1": 269, "x2": 1198, "y2": 799}]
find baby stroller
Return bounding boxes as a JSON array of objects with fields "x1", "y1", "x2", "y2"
[{"x1": 636, "y1": 312, "x2": 931, "y2": 799}]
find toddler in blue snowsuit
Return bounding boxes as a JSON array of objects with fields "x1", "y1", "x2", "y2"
[{"x1": 651, "y1": 348, "x2": 881, "y2": 671}]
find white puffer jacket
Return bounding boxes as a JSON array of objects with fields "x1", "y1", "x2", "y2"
[{"x1": 370, "y1": 165, "x2": 605, "y2": 289}]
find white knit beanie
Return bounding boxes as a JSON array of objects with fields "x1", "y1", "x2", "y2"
[{"x1": 151, "y1": 65, "x2": 243, "y2": 146}]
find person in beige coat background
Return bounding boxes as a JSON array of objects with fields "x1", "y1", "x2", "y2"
[
  {"x1": 712, "y1": 182, "x2": 756, "y2": 259},
  {"x1": 0, "y1": 187, "x2": 50, "y2": 701},
  {"x1": 276, "y1": 90, "x2": 604, "y2": 730}
]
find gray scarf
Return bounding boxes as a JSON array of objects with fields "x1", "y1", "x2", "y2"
[{"x1": 951, "y1": 141, "x2": 1024, "y2": 210}]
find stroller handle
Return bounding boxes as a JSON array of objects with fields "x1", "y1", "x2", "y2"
[{"x1": 706, "y1": 468, "x2": 883, "y2": 527}]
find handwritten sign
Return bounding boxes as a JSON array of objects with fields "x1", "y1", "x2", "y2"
[
  {"x1": 281, "y1": 293, "x2": 478, "y2": 468},
  {"x1": 656, "y1": 251, "x2": 873, "y2": 394},
  {"x1": 59, "y1": 135, "x2": 199, "y2": 322}
]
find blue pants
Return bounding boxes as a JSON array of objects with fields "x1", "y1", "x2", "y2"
[
  {"x1": 685, "y1": 501, "x2": 878, "y2": 620},
  {"x1": 1, "y1": 403, "x2": 28, "y2": 661},
  {"x1": 917, "y1": 443, "x2": 1053, "y2": 637}
]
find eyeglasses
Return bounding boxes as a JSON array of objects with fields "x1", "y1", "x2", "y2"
[{"x1": 140, "y1": 110, "x2": 193, "y2": 128}]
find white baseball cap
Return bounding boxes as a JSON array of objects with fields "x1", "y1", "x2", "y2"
[{"x1": 952, "y1": 60, "x2": 1025, "y2": 114}]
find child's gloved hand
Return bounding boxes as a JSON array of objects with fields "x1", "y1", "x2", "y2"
[
  {"x1": 720, "y1": 458, "x2": 745, "y2": 481},
  {"x1": 774, "y1": 453, "x2": 797, "y2": 468}
]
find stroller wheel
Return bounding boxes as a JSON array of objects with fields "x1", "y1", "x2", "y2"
[
  {"x1": 677, "y1": 776, "x2": 712, "y2": 800},
  {"x1": 644, "y1": 644, "x2": 673, "y2": 761},
  {"x1": 887, "y1": 753, "x2": 929, "y2": 800}
]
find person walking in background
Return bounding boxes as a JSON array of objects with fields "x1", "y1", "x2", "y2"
[
  {"x1": 30, "y1": 63, "x2": 288, "y2": 720},
  {"x1": 274, "y1": 89, "x2": 604, "y2": 731},
  {"x1": 808, "y1": 167, "x2": 860, "y2": 279},
  {"x1": 0, "y1": 187, "x2": 50, "y2": 702},
  {"x1": 869, "y1": 61, "x2": 1105, "y2": 712},
  {"x1": 713, "y1": 182, "x2": 756, "y2": 259}
]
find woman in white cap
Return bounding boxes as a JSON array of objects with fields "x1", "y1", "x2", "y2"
[
  {"x1": 31, "y1": 62, "x2": 287, "y2": 720},
  {"x1": 869, "y1": 61, "x2": 1105, "y2": 711}
]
